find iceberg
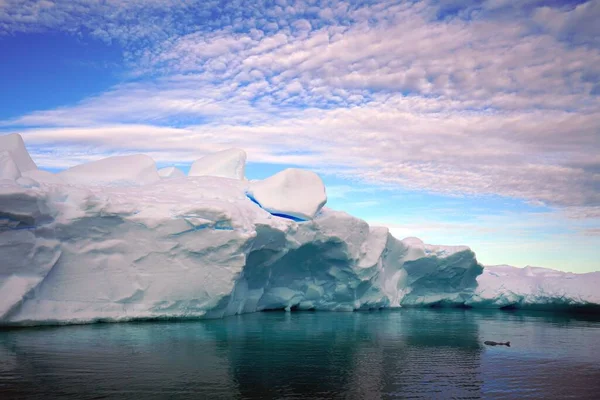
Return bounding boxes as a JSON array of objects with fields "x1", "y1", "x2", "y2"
[
  {"x1": 468, "y1": 265, "x2": 600, "y2": 310},
  {"x1": 0, "y1": 134, "x2": 597, "y2": 326}
]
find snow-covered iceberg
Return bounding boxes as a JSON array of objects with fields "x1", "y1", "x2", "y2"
[
  {"x1": 0, "y1": 134, "x2": 597, "y2": 326},
  {"x1": 468, "y1": 265, "x2": 600, "y2": 310}
]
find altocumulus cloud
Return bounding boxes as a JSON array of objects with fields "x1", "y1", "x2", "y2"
[{"x1": 1, "y1": 0, "x2": 599, "y2": 220}]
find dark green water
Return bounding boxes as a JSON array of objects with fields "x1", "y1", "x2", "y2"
[{"x1": 1, "y1": 309, "x2": 599, "y2": 399}]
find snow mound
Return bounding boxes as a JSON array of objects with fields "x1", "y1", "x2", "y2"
[
  {"x1": 247, "y1": 168, "x2": 327, "y2": 221},
  {"x1": 0, "y1": 151, "x2": 21, "y2": 181},
  {"x1": 158, "y1": 166, "x2": 185, "y2": 179},
  {"x1": 58, "y1": 154, "x2": 160, "y2": 186},
  {"x1": 0, "y1": 133, "x2": 37, "y2": 172},
  {"x1": 467, "y1": 265, "x2": 600, "y2": 309},
  {"x1": 189, "y1": 148, "x2": 246, "y2": 180}
]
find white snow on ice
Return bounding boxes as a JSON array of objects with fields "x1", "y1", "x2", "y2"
[
  {"x1": 247, "y1": 168, "x2": 327, "y2": 221},
  {"x1": 0, "y1": 151, "x2": 21, "y2": 181},
  {"x1": 0, "y1": 134, "x2": 37, "y2": 172},
  {"x1": 0, "y1": 134, "x2": 597, "y2": 326},
  {"x1": 470, "y1": 265, "x2": 600, "y2": 309},
  {"x1": 58, "y1": 154, "x2": 160, "y2": 186},
  {"x1": 188, "y1": 148, "x2": 246, "y2": 180}
]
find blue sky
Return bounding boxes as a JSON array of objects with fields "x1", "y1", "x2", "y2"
[{"x1": 1, "y1": 0, "x2": 599, "y2": 272}]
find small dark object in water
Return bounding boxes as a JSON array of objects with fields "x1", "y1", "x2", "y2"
[{"x1": 484, "y1": 340, "x2": 510, "y2": 347}]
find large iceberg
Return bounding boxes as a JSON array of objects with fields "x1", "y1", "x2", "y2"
[{"x1": 0, "y1": 134, "x2": 597, "y2": 325}]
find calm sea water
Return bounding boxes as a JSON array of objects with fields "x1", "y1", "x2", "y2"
[{"x1": 1, "y1": 309, "x2": 599, "y2": 399}]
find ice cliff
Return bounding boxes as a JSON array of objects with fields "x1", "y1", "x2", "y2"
[{"x1": 0, "y1": 134, "x2": 597, "y2": 325}]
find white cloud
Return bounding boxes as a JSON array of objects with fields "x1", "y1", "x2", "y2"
[
  {"x1": 14, "y1": 98, "x2": 600, "y2": 214},
  {"x1": 2, "y1": 0, "x2": 599, "y2": 219},
  {"x1": 532, "y1": 1, "x2": 600, "y2": 45}
]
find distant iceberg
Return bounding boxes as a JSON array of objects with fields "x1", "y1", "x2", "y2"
[
  {"x1": 468, "y1": 265, "x2": 600, "y2": 310},
  {"x1": 0, "y1": 134, "x2": 597, "y2": 326}
]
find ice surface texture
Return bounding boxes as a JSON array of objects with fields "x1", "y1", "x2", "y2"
[{"x1": 0, "y1": 135, "x2": 597, "y2": 325}]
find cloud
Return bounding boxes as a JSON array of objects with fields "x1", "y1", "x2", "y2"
[
  {"x1": 2, "y1": 0, "x2": 599, "y2": 219},
  {"x1": 377, "y1": 207, "x2": 600, "y2": 243},
  {"x1": 583, "y1": 228, "x2": 600, "y2": 236},
  {"x1": 326, "y1": 185, "x2": 381, "y2": 199},
  {"x1": 532, "y1": 1, "x2": 600, "y2": 45},
  {"x1": 15, "y1": 100, "x2": 600, "y2": 213}
]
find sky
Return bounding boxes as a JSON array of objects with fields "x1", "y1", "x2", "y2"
[{"x1": 0, "y1": 0, "x2": 599, "y2": 272}]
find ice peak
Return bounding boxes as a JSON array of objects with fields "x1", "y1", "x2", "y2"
[{"x1": 0, "y1": 133, "x2": 38, "y2": 172}]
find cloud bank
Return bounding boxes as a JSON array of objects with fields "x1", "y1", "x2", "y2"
[{"x1": 2, "y1": 0, "x2": 599, "y2": 219}]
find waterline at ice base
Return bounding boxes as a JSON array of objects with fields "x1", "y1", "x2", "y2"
[{"x1": 1, "y1": 134, "x2": 598, "y2": 326}]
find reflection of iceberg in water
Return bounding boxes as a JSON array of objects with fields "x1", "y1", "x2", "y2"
[
  {"x1": 1, "y1": 310, "x2": 599, "y2": 398},
  {"x1": 204, "y1": 310, "x2": 484, "y2": 399},
  {"x1": 0, "y1": 323, "x2": 240, "y2": 398},
  {"x1": 347, "y1": 310, "x2": 484, "y2": 399},
  {"x1": 205, "y1": 312, "x2": 367, "y2": 398}
]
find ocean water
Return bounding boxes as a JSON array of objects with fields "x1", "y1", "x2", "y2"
[{"x1": 1, "y1": 309, "x2": 599, "y2": 399}]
